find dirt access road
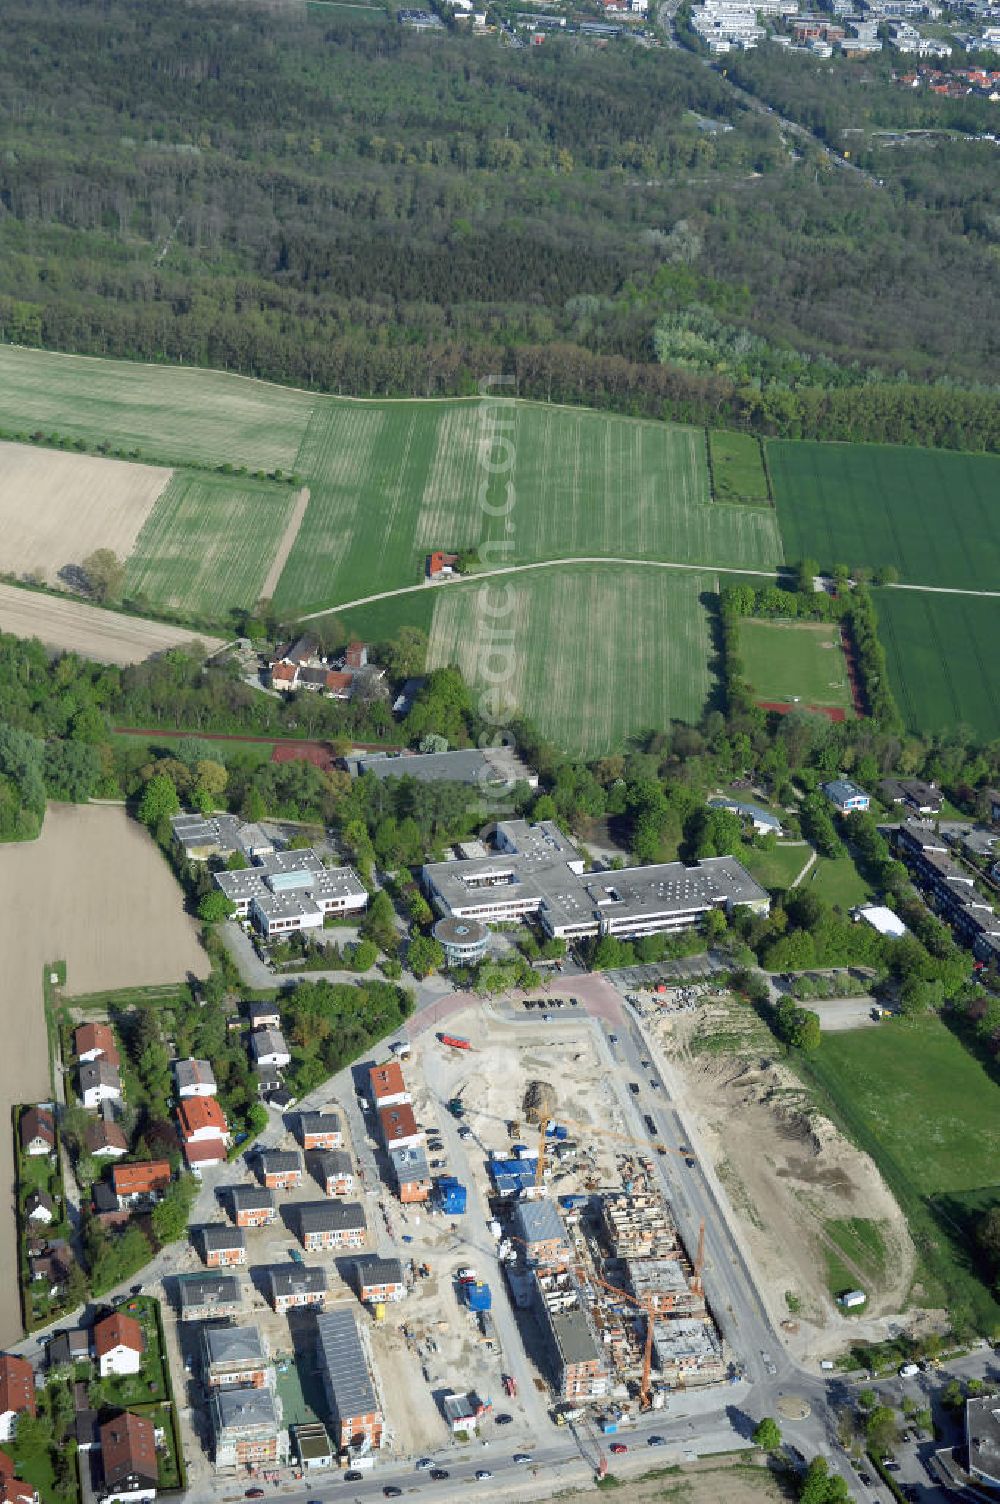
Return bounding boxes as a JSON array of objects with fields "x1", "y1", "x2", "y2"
[{"x1": 0, "y1": 803, "x2": 209, "y2": 1345}]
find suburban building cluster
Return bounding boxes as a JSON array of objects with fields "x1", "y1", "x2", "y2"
[
  {"x1": 898, "y1": 61, "x2": 1000, "y2": 90},
  {"x1": 171, "y1": 1100, "x2": 392, "y2": 1474},
  {"x1": 211, "y1": 844, "x2": 367, "y2": 942},
  {"x1": 369, "y1": 1060, "x2": 435, "y2": 1204},
  {"x1": 0, "y1": 1299, "x2": 184, "y2": 1503},
  {"x1": 892, "y1": 819, "x2": 1000, "y2": 965},
  {"x1": 268, "y1": 635, "x2": 385, "y2": 701},
  {"x1": 688, "y1": 0, "x2": 982, "y2": 54},
  {"x1": 422, "y1": 819, "x2": 769, "y2": 941}
]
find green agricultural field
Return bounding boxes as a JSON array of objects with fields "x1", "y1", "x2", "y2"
[
  {"x1": 739, "y1": 617, "x2": 852, "y2": 711},
  {"x1": 801, "y1": 1016, "x2": 1000, "y2": 1331},
  {"x1": 875, "y1": 588, "x2": 1000, "y2": 742},
  {"x1": 125, "y1": 473, "x2": 298, "y2": 616},
  {"x1": 331, "y1": 590, "x2": 437, "y2": 646},
  {"x1": 709, "y1": 430, "x2": 771, "y2": 505},
  {"x1": 770, "y1": 439, "x2": 1000, "y2": 590},
  {"x1": 425, "y1": 566, "x2": 718, "y2": 755},
  {"x1": 275, "y1": 399, "x2": 782, "y2": 613},
  {"x1": 0, "y1": 346, "x2": 315, "y2": 471}
]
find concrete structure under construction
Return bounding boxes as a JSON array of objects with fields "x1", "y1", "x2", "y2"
[
  {"x1": 651, "y1": 1318, "x2": 725, "y2": 1386},
  {"x1": 531, "y1": 1270, "x2": 609, "y2": 1402},
  {"x1": 210, "y1": 1388, "x2": 286, "y2": 1470}
]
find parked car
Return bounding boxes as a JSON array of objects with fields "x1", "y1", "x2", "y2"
[
  {"x1": 383, "y1": 1489, "x2": 402, "y2": 1499},
  {"x1": 475, "y1": 1470, "x2": 493, "y2": 1481},
  {"x1": 647, "y1": 1435, "x2": 665, "y2": 1447},
  {"x1": 430, "y1": 1469, "x2": 450, "y2": 1481},
  {"x1": 344, "y1": 1474, "x2": 363, "y2": 1484},
  {"x1": 245, "y1": 1491, "x2": 265, "y2": 1499},
  {"x1": 609, "y1": 1443, "x2": 628, "y2": 1455},
  {"x1": 513, "y1": 1453, "x2": 534, "y2": 1464},
  {"x1": 416, "y1": 1459, "x2": 434, "y2": 1470},
  {"x1": 495, "y1": 1414, "x2": 513, "y2": 1426}
]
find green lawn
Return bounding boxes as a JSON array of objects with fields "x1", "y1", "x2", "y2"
[
  {"x1": 0, "y1": 345, "x2": 315, "y2": 470},
  {"x1": 709, "y1": 429, "x2": 771, "y2": 505},
  {"x1": 874, "y1": 587, "x2": 1000, "y2": 742},
  {"x1": 739, "y1": 617, "x2": 852, "y2": 711},
  {"x1": 322, "y1": 588, "x2": 437, "y2": 645},
  {"x1": 805, "y1": 853, "x2": 871, "y2": 909},
  {"x1": 425, "y1": 565, "x2": 719, "y2": 755},
  {"x1": 124, "y1": 471, "x2": 298, "y2": 616},
  {"x1": 823, "y1": 1216, "x2": 888, "y2": 1300},
  {"x1": 739, "y1": 841, "x2": 810, "y2": 891},
  {"x1": 110, "y1": 731, "x2": 278, "y2": 769},
  {"x1": 770, "y1": 439, "x2": 1000, "y2": 590},
  {"x1": 800, "y1": 1016, "x2": 1000, "y2": 1331}
]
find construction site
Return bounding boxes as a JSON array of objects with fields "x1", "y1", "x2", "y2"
[{"x1": 410, "y1": 1014, "x2": 727, "y2": 1421}]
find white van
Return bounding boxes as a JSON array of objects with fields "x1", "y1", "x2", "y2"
[{"x1": 898, "y1": 1362, "x2": 921, "y2": 1378}]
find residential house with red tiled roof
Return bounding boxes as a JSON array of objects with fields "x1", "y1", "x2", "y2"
[
  {"x1": 93, "y1": 1312, "x2": 143, "y2": 1378},
  {"x1": 0, "y1": 1357, "x2": 35, "y2": 1442},
  {"x1": 74, "y1": 1022, "x2": 120, "y2": 1068},
  {"x1": 99, "y1": 1412, "x2": 157, "y2": 1504}
]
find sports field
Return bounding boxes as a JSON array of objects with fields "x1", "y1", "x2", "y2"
[
  {"x1": 125, "y1": 472, "x2": 298, "y2": 616},
  {"x1": 708, "y1": 430, "x2": 770, "y2": 505},
  {"x1": 426, "y1": 566, "x2": 717, "y2": 754},
  {"x1": 770, "y1": 440, "x2": 1000, "y2": 590},
  {"x1": 273, "y1": 400, "x2": 782, "y2": 612},
  {"x1": 875, "y1": 588, "x2": 1000, "y2": 741},
  {"x1": 803, "y1": 1015, "x2": 1000, "y2": 1329},
  {"x1": 0, "y1": 346, "x2": 315, "y2": 470},
  {"x1": 739, "y1": 617, "x2": 852, "y2": 712}
]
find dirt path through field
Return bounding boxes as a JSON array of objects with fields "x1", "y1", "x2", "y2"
[
  {"x1": 0, "y1": 582, "x2": 225, "y2": 665},
  {"x1": 0, "y1": 804, "x2": 209, "y2": 1344},
  {"x1": 260, "y1": 485, "x2": 309, "y2": 600}
]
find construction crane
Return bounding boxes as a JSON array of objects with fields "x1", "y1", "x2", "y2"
[
  {"x1": 692, "y1": 1217, "x2": 705, "y2": 1297},
  {"x1": 533, "y1": 1111, "x2": 695, "y2": 1187},
  {"x1": 583, "y1": 1268, "x2": 658, "y2": 1409}
]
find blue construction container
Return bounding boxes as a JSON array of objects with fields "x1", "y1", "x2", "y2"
[
  {"x1": 466, "y1": 1281, "x2": 492, "y2": 1311},
  {"x1": 438, "y1": 1178, "x2": 467, "y2": 1215},
  {"x1": 558, "y1": 1194, "x2": 588, "y2": 1211}
]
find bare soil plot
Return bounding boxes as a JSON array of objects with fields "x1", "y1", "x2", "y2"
[
  {"x1": 0, "y1": 804, "x2": 209, "y2": 1344},
  {"x1": 0, "y1": 441, "x2": 172, "y2": 585},
  {"x1": 655, "y1": 996, "x2": 918, "y2": 1361},
  {"x1": 0, "y1": 582, "x2": 224, "y2": 665}
]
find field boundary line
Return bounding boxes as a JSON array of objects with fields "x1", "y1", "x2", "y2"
[
  {"x1": 297, "y1": 555, "x2": 780, "y2": 622},
  {"x1": 260, "y1": 486, "x2": 310, "y2": 601}
]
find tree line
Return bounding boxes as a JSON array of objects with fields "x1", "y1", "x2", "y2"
[{"x1": 0, "y1": 0, "x2": 997, "y2": 437}]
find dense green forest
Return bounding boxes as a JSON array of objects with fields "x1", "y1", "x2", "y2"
[{"x1": 0, "y1": 0, "x2": 997, "y2": 436}]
